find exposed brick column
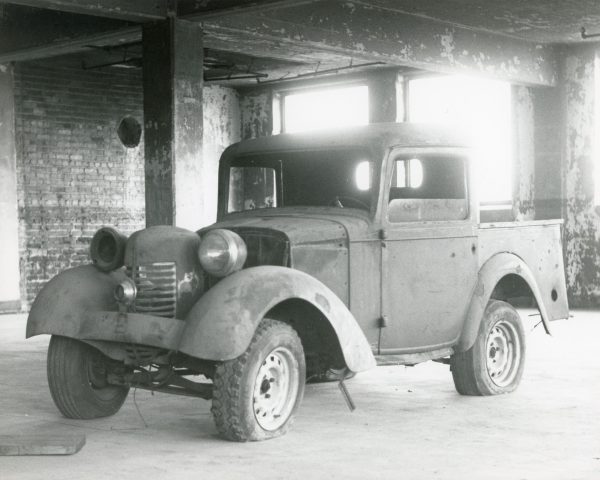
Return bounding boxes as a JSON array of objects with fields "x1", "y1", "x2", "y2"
[{"x1": 142, "y1": 18, "x2": 204, "y2": 229}]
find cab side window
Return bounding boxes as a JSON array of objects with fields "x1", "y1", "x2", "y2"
[{"x1": 388, "y1": 154, "x2": 468, "y2": 222}]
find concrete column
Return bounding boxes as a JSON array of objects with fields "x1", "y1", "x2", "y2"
[
  {"x1": 142, "y1": 18, "x2": 203, "y2": 229},
  {"x1": 0, "y1": 63, "x2": 21, "y2": 312},
  {"x1": 240, "y1": 90, "x2": 274, "y2": 140},
  {"x1": 560, "y1": 45, "x2": 599, "y2": 306},
  {"x1": 368, "y1": 69, "x2": 402, "y2": 123},
  {"x1": 512, "y1": 85, "x2": 535, "y2": 221},
  {"x1": 532, "y1": 86, "x2": 562, "y2": 220}
]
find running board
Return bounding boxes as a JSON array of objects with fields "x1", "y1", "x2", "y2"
[{"x1": 375, "y1": 347, "x2": 454, "y2": 367}]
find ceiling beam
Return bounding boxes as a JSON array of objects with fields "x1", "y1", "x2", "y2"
[
  {"x1": 4, "y1": 0, "x2": 166, "y2": 21},
  {"x1": 0, "y1": 28, "x2": 140, "y2": 63},
  {"x1": 203, "y1": 1, "x2": 559, "y2": 86},
  {"x1": 180, "y1": 0, "x2": 324, "y2": 21},
  {"x1": 3, "y1": 0, "x2": 323, "y2": 22},
  {"x1": 0, "y1": 1, "x2": 558, "y2": 86},
  {"x1": 0, "y1": 1, "x2": 326, "y2": 63},
  {"x1": 0, "y1": 5, "x2": 137, "y2": 62}
]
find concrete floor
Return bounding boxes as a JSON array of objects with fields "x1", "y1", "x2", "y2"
[{"x1": 0, "y1": 311, "x2": 598, "y2": 480}]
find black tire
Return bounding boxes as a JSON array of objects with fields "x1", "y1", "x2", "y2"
[
  {"x1": 47, "y1": 335, "x2": 129, "y2": 419},
  {"x1": 211, "y1": 319, "x2": 306, "y2": 442},
  {"x1": 451, "y1": 300, "x2": 526, "y2": 396}
]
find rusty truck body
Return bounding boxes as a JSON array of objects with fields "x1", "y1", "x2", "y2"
[{"x1": 27, "y1": 123, "x2": 569, "y2": 441}]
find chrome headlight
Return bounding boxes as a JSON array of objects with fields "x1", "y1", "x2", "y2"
[
  {"x1": 114, "y1": 277, "x2": 137, "y2": 306},
  {"x1": 89, "y1": 227, "x2": 127, "y2": 272},
  {"x1": 198, "y1": 229, "x2": 247, "y2": 277}
]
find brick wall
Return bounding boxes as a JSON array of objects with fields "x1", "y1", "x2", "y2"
[
  {"x1": 14, "y1": 59, "x2": 146, "y2": 306},
  {"x1": 14, "y1": 59, "x2": 242, "y2": 307}
]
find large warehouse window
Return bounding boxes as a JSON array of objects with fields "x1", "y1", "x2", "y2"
[
  {"x1": 283, "y1": 85, "x2": 368, "y2": 133},
  {"x1": 408, "y1": 75, "x2": 512, "y2": 206}
]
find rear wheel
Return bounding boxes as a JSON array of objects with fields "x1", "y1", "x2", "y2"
[
  {"x1": 47, "y1": 335, "x2": 129, "y2": 419},
  {"x1": 211, "y1": 318, "x2": 306, "y2": 441},
  {"x1": 451, "y1": 300, "x2": 526, "y2": 395}
]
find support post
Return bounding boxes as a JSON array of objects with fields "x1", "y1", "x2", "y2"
[
  {"x1": 142, "y1": 18, "x2": 204, "y2": 229},
  {"x1": 368, "y1": 69, "x2": 402, "y2": 124}
]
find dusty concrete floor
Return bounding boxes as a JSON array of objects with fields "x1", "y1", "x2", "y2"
[{"x1": 0, "y1": 311, "x2": 598, "y2": 480}]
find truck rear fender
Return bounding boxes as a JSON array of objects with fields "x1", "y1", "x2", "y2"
[
  {"x1": 179, "y1": 266, "x2": 376, "y2": 373},
  {"x1": 457, "y1": 252, "x2": 550, "y2": 352}
]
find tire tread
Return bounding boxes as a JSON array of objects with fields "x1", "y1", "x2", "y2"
[
  {"x1": 451, "y1": 300, "x2": 525, "y2": 396},
  {"x1": 211, "y1": 319, "x2": 304, "y2": 442},
  {"x1": 47, "y1": 336, "x2": 128, "y2": 419}
]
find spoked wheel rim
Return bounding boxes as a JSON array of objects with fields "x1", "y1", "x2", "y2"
[
  {"x1": 486, "y1": 319, "x2": 521, "y2": 387},
  {"x1": 253, "y1": 346, "x2": 300, "y2": 431}
]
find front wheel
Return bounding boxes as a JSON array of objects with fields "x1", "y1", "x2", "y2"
[
  {"x1": 451, "y1": 300, "x2": 526, "y2": 395},
  {"x1": 211, "y1": 319, "x2": 306, "y2": 441},
  {"x1": 47, "y1": 336, "x2": 129, "y2": 418}
]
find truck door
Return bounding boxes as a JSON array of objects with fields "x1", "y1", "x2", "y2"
[{"x1": 379, "y1": 148, "x2": 478, "y2": 354}]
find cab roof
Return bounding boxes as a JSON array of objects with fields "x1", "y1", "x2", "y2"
[{"x1": 225, "y1": 122, "x2": 471, "y2": 158}]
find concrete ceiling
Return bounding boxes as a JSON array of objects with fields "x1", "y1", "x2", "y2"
[
  {"x1": 1, "y1": 0, "x2": 598, "y2": 87},
  {"x1": 361, "y1": 0, "x2": 600, "y2": 44}
]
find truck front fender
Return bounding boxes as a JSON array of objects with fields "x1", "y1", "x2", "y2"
[
  {"x1": 26, "y1": 265, "x2": 120, "y2": 339},
  {"x1": 27, "y1": 264, "x2": 187, "y2": 351},
  {"x1": 179, "y1": 266, "x2": 376, "y2": 372},
  {"x1": 457, "y1": 252, "x2": 550, "y2": 352}
]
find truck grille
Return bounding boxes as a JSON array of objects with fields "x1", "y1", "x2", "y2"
[{"x1": 127, "y1": 262, "x2": 177, "y2": 318}]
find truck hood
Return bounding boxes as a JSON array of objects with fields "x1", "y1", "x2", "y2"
[{"x1": 203, "y1": 210, "x2": 373, "y2": 245}]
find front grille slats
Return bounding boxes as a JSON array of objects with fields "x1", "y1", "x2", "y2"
[{"x1": 127, "y1": 262, "x2": 177, "y2": 318}]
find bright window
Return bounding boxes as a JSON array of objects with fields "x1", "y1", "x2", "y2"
[
  {"x1": 283, "y1": 85, "x2": 369, "y2": 133},
  {"x1": 408, "y1": 75, "x2": 512, "y2": 206}
]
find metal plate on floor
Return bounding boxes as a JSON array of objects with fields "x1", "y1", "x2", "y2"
[{"x1": 0, "y1": 434, "x2": 86, "y2": 455}]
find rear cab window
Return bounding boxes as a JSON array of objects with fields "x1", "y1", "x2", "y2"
[{"x1": 387, "y1": 151, "x2": 469, "y2": 223}]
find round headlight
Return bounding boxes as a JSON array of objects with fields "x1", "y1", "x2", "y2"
[
  {"x1": 90, "y1": 227, "x2": 127, "y2": 272},
  {"x1": 198, "y1": 229, "x2": 247, "y2": 277},
  {"x1": 114, "y1": 277, "x2": 137, "y2": 306}
]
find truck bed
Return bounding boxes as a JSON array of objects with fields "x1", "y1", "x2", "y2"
[{"x1": 478, "y1": 219, "x2": 568, "y2": 322}]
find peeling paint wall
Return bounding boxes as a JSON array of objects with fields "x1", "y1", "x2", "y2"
[
  {"x1": 240, "y1": 90, "x2": 273, "y2": 139},
  {"x1": 202, "y1": 85, "x2": 241, "y2": 226},
  {"x1": 561, "y1": 45, "x2": 600, "y2": 306}
]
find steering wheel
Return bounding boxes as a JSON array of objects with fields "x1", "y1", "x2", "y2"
[{"x1": 330, "y1": 196, "x2": 369, "y2": 210}]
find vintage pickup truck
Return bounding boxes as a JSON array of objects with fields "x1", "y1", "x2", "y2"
[{"x1": 27, "y1": 123, "x2": 569, "y2": 442}]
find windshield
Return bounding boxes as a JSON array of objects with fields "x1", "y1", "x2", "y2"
[{"x1": 227, "y1": 149, "x2": 375, "y2": 213}]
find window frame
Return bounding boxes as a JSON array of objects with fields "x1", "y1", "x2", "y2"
[{"x1": 382, "y1": 146, "x2": 474, "y2": 227}]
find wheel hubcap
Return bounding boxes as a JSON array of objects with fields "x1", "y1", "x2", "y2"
[
  {"x1": 486, "y1": 320, "x2": 521, "y2": 387},
  {"x1": 253, "y1": 347, "x2": 299, "y2": 431}
]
